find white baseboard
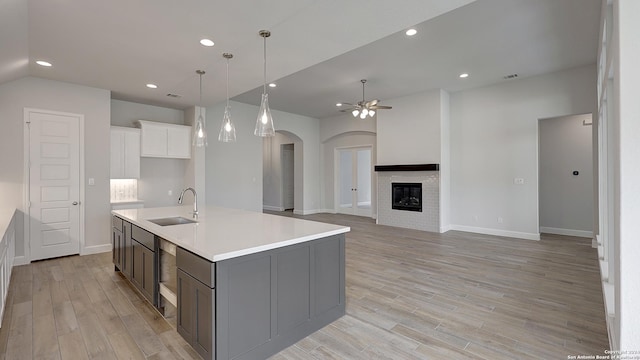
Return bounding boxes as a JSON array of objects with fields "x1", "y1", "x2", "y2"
[
  {"x1": 293, "y1": 209, "x2": 325, "y2": 215},
  {"x1": 539, "y1": 227, "x2": 593, "y2": 238},
  {"x1": 439, "y1": 224, "x2": 452, "y2": 233},
  {"x1": 449, "y1": 224, "x2": 540, "y2": 241},
  {"x1": 81, "y1": 244, "x2": 112, "y2": 255},
  {"x1": 263, "y1": 205, "x2": 284, "y2": 212},
  {"x1": 13, "y1": 255, "x2": 28, "y2": 266}
]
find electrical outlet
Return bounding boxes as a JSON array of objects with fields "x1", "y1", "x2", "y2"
[
  {"x1": 88, "y1": 178, "x2": 95, "y2": 186},
  {"x1": 497, "y1": 217, "x2": 504, "y2": 223},
  {"x1": 473, "y1": 215, "x2": 479, "y2": 222},
  {"x1": 514, "y1": 178, "x2": 525, "y2": 185},
  {"x1": 168, "y1": 190, "x2": 173, "y2": 196}
]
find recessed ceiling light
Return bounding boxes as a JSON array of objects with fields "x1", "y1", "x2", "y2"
[
  {"x1": 336, "y1": 103, "x2": 342, "y2": 107},
  {"x1": 200, "y1": 39, "x2": 214, "y2": 47},
  {"x1": 146, "y1": 83, "x2": 158, "y2": 89},
  {"x1": 269, "y1": 83, "x2": 277, "y2": 88},
  {"x1": 459, "y1": 73, "x2": 469, "y2": 78},
  {"x1": 36, "y1": 60, "x2": 52, "y2": 67},
  {"x1": 405, "y1": 29, "x2": 417, "y2": 36}
]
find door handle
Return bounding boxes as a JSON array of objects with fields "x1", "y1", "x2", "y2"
[{"x1": 72, "y1": 201, "x2": 79, "y2": 205}]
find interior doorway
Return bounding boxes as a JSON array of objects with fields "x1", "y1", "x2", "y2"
[
  {"x1": 24, "y1": 108, "x2": 84, "y2": 261},
  {"x1": 336, "y1": 146, "x2": 372, "y2": 217},
  {"x1": 538, "y1": 113, "x2": 593, "y2": 238},
  {"x1": 281, "y1": 144, "x2": 294, "y2": 211}
]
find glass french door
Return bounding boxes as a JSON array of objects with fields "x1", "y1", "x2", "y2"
[{"x1": 336, "y1": 147, "x2": 372, "y2": 217}]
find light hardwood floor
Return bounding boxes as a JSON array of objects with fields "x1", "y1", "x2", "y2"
[{"x1": 0, "y1": 212, "x2": 608, "y2": 359}]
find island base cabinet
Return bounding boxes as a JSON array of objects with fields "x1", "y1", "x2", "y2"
[
  {"x1": 215, "y1": 234, "x2": 345, "y2": 360},
  {"x1": 177, "y1": 269, "x2": 214, "y2": 360}
]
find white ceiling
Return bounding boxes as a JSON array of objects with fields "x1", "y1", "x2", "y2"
[{"x1": 0, "y1": 0, "x2": 601, "y2": 119}]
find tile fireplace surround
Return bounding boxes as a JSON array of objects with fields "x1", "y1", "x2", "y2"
[{"x1": 375, "y1": 164, "x2": 439, "y2": 232}]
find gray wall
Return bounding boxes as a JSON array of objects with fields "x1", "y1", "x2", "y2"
[
  {"x1": 450, "y1": 64, "x2": 597, "y2": 238},
  {"x1": 0, "y1": 76, "x2": 111, "y2": 259},
  {"x1": 110, "y1": 99, "x2": 187, "y2": 207},
  {"x1": 539, "y1": 114, "x2": 593, "y2": 236}
]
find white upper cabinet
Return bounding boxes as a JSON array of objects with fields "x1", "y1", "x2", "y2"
[
  {"x1": 110, "y1": 127, "x2": 141, "y2": 179},
  {"x1": 138, "y1": 120, "x2": 191, "y2": 159}
]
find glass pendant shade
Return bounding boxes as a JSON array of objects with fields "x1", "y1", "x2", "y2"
[
  {"x1": 352, "y1": 109, "x2": 359, "y2": 117},
  {"x1": 254, "y1": 93, "x2": 275, "y2": 137},
  {"x1": 218, "y1": 105, "x2": 236, "y2": 142},
  {"x1": 193, "y1": 111, "x2": 208, "y2": 147},
  {"x1": 255, "y1": 30, "x2": 275, "y2": 137},
  {"x1": 193, "y1": 70, "x2": 207, "y2": 147},
  {"x1": 219, "y1": 53, "x2": 236, "y2": 142}
]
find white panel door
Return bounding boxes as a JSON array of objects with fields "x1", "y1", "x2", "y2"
[
  {"x1": 336, "y1": 147, "x2": 372, "y2": 217},
  {"x1": 28, "y1": 110, "x2": 81, "y2": 261}
]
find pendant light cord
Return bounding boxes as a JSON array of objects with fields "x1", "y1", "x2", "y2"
[
  {"x1": 226, "y1": 58, "x2": 230, "y2": 108},
  {"x1": 263, "y1": 35, "x2": 267, "y2": 95}
]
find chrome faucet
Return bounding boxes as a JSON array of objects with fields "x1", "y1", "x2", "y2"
[{"x1": 178, "y1": 187, "x2": 198, "y2": 217}]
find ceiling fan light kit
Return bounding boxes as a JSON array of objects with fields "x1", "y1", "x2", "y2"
[{"x1": 340, "y1": 79, "x2": 391, "y2": 119}]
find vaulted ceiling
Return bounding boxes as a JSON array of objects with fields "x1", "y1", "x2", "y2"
[{"x1": 0, "y1": 0, "x2": 601, "y2": 119}]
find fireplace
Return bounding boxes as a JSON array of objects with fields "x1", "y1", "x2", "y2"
[{"x1": 392, "y1": 182, "x2": 422, "y2": 212}]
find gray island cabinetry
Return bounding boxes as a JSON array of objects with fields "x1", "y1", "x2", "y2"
[{"x1": 112, "y1": 205, "x2": 349, "y2": 360}]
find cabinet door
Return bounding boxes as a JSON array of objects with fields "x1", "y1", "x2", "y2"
[
  {"x1": 177, "y1": 268, "x2": 214, "y2": 359},
  {"x1": 141, "y1": 245, "x2": 155, "y2": 304},
  {"x1": 131, "y1": 240, "x2": 143, "y2": 289},
  {"x1": 193, "y1": 279, "x2": 214, "y2": 359},
  {"x1": 110, "y1": 130, "x2": 125, "y2": 178},
  {"x1": 123, "y1": 130, "x2": 140, "y2": 178},
  {"x1": 177, "y1": 269, "x2": 194, "y2": 343},
  {"x1": 141, "y1": 123, "x2": 168, "y2": 157},
  {"x1": 167, "y1": 126, "x2": 191, "y2": 158},
  {"x1": 112, "y1": 227, "x2": 123, "y2": 270},
  {"x1": 122, "y1": 221, "x2": 132, "y2": 279}
]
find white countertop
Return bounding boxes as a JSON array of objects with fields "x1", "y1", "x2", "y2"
[
  {"x1": 112, "y1": 205, "x2": 350, "y2": 262},
  {"x1": 110, "y1": 199, "x2": 145, "y2": 205}
]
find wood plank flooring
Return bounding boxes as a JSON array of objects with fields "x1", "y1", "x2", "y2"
[{"x1": 0, "y1": 212, "x2": 608, "y2": 359}]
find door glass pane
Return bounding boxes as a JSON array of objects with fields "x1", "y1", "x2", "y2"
[
  {"x1": 356, "y1": 149, "x2": 371, "y2": 209},
  {"x1": 339, "y1": 150, "x2": 353, "y2": 208}
]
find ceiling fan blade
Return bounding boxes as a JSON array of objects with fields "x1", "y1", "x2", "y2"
[
  {"x1": 340, "y1": 102, "x2": 355, "y2": 106},
  {"x1": 367, "y1": 99, "x2": 379, "y2": 106},
  {"x1": 369, "y1": 105, "x2": 392, "y2": 110}
]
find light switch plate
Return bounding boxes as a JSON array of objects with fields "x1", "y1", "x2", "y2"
[
  {"x1": 88, "y1": 178, "x2": 95, "y2": 186},
  {"x1": 514, "y1": 178, "x2": 525, "y2": 185}
]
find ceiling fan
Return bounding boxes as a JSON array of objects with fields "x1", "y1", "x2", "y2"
[{"x1": 339, "y1": 79, "x2": 392, "y2": 119}]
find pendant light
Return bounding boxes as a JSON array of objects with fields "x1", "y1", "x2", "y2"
[
  {"x1": 193, "y1": 70, "x2": 208, "y2": 147},
  {"x1": 218, "y1": 53, "x2": 236, "y2": 142},
  {"x1": 254, "y1": 30, "x2": 275, "y2": 137}
]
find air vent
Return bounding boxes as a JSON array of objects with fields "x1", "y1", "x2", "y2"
[
  {"x1": 503, "y1": 74, "x2": 519, "y2": 80},
  {"x1": 166, "y1": 93, "x2": 181, "y2": 98}
]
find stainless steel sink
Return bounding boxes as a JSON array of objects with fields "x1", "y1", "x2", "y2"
[{"x1": 147, "y1": 217, "x2": 197, "y2": 226}]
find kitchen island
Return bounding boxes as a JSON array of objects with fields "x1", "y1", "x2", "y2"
[{"x1": 111, "y1": 205, "x2": 349, "y2": 360}]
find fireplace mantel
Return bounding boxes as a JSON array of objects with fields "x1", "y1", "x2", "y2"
[{"x1": 374, "y1": 164, "x2": 439, "y2": 172}]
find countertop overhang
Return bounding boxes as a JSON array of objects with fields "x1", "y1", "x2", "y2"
[{"x1": 112, "y1": 205, "x2": 350, "y2": 262}]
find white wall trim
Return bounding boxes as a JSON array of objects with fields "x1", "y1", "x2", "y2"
[
  {"x1": 439, "y1": 224, "x2": 452, "y2": 233},
  {"x1": 263, "y1": 205, "x2": 285, "y2": 212},
  {"x1": 12, "y1": 255, "x2": 29, "y2": 266},
  {"x1": 449, "y1": 224, "x2": 540, "y2": 241},
  {"x1": 81, "y1": 244, "x2": 112, "y2": 255},
  {"x1": 539, "y1": 226, "x2": 593, "y2": 238}
]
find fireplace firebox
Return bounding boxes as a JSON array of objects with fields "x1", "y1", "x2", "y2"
[{"x1": 392, "y1": 182, "x2": 422, "y2": 212}]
